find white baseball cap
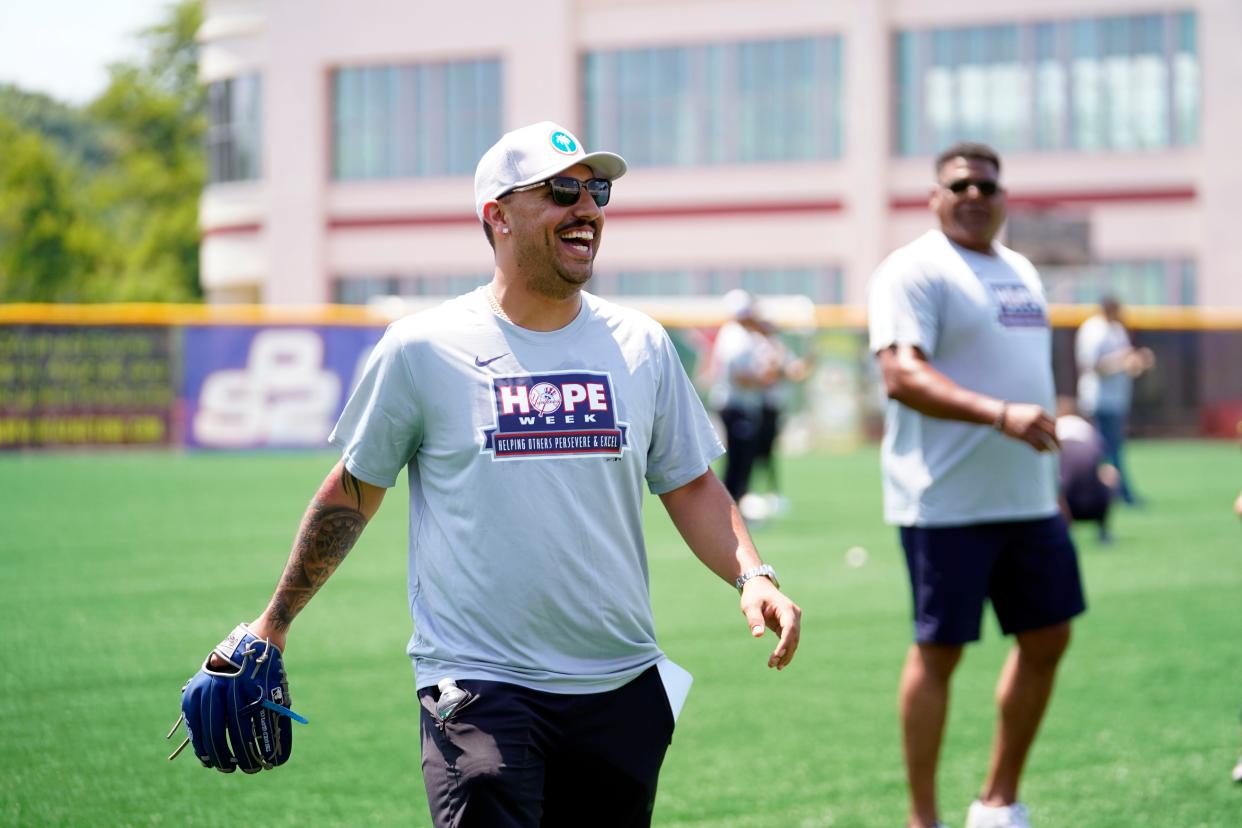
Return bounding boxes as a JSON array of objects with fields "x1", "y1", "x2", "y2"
[
  {"x1": 474, "y1": 121, "x2": 627, "y2": 220},
  {"x1": 722, "y1": 289, "x2": 756, "y2": 320}
]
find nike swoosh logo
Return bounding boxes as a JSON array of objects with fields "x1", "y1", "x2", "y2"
[{"x1": 474, "y1": 353, "x2": 509, "y2": 367}]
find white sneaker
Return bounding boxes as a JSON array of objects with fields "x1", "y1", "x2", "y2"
[
  {"x1": 738, "y1": 492, "x2": 771, "y2": 524},
  {"x1": 964, "y1": 800, "x2": 1031, "y2": 828},
  {"x1": 1232, "y1": 756, "x2": 1242, "y2": 783},
  {"x1": 766, "y1": 493, "x2": 791, "y2": 516}
]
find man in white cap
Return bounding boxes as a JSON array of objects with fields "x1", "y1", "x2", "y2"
[
  {"x1": 179, "y1": 121, "x2": 801, "y2": 827},
  {"x1": 709, "y1": 289, "x2": 780, "y2": 502}
]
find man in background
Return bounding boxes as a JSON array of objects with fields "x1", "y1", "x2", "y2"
[
  {"x1": 709, "y1": 289, "x2": 780, "y2": 504},
  {"x1": 752, "y1": 316, "x2": 812, "y2": 518},
  {"x1": 1075, "y1": 297, "x2": 1154, "y2": 505},
  {"x1": 868, "y1": 141, "x2": 1087, "y2": 828}
]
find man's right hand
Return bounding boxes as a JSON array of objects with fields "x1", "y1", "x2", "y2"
[
  {"x1": 999, "y1": 402, "x2": 1060, "y2": 453},
  {"x1": 740, "y1": 576, "x2": 802, "y2": 671},
  {"x1": 1125, "y1": 346, "x2": 1155, "y2": 376}
]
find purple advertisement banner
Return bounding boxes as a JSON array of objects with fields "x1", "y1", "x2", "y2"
[
  {"x1": 180, "y1": 325, "x2": 384, "y2": 449},
  {"x1": 0, "y1": 325, "x2": 175, "y2": 449}
]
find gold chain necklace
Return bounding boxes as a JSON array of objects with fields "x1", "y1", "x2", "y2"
[{"x1": 485, "y1": 284, "x2": 513, "y2": 323}]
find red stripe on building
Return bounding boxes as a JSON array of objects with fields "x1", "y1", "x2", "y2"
[
  {"x1": 889, "y1": 186, "x2": 1197, "y2": 211},
  {"x1": 211, "y1": 189, "x2": 1194, "y2": 235},
  {"x1": 609, "y1": 199, "x2": 846, "y2": 219},
  {"x1": 328, "y1": 214, "x2": 477, "y2": 229},
  {"x1": 325, "y1": 199, "x2": 846, "y2": 230},
  {"x1": 201, "y1": 222, "x2": 263, "y2": 237}
]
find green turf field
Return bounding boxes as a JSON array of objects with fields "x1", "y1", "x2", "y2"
[{"x1": 2, "y1": 441, "x2": 1239, "y2": 827}]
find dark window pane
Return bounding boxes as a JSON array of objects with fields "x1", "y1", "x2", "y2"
[{"x1": 206, "y1": 75, "x2": 263, "y2": 184}]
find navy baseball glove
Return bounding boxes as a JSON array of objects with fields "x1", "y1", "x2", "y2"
[{"x1": 167, "y1": 623, "x2": 307, "y2": 773}]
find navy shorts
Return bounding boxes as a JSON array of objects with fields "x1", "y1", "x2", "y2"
[
  {"x1": 900, "y1": 515, "x2": 1087, "y2": 645},
  {"x1": 418, "y1": 666, "x2": 674, "y2": 828}
]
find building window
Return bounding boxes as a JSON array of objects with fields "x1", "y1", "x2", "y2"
[
  {"x1": 334, "y1": 274, "x2": 491, "y2": 304},
  {"x1": 592, "y1": 267, "x2": 844, "y2": 304},
  {"x1": 332, "y1": 59, "x2": 501, "y2": 180},
  {"x1": 585, "y1": 36, "x2": 844, "y2": 167},
  {"x1": 207, "y1": 75, "x2": 262, "y2": 183},
  {"x1": 1041, "y1": 259, "x2": 1196, "y2": 306},
  {"x1": 335, "y1": 276, "x2": 400, "y2": 305},
  {"x1": 615, "y1": 271, "x2": 696, "y2": 296},
  {"x1": 336, "y1": 268, "x2": 845, "y2": 306},
  {"x1": 1173, "y1": 12, "x2": 1199, "y2": 146},
  {"x1": 895, "y1": 12, "x2": 1199, "y2": 156}
]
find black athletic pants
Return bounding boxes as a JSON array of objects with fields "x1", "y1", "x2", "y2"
[
  {"x1": 719, "y1": 406, "x2": 761, "y2": 500},
  {"x1": 419, "y1": 666, "x2": 674, "y2": 828}
]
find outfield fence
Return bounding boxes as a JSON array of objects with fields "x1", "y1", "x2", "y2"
[{"x1": 1, "y1": 302, "x2": 1238, "y2": 450}]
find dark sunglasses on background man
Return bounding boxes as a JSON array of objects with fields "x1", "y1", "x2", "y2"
[
  {"x1": 944, "y1": 179, "x2": 1000, "y2": 196},
  {"x1": 505, "y1": 176, "x2": 612, "y2": 207}
]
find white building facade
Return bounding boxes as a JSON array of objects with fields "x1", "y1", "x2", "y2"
[{"x1": 198, "y1": 0, "x2": 1242, "y2": 310}]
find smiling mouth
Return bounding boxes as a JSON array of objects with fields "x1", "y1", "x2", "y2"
[{"x1": 559, "y1": 226, "x2": 595, "y2": 257}]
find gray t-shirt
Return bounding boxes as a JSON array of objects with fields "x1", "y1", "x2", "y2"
[
  {"x1": 868, "y1": 230, "x2": 1058, "y2": 526},
  {"x1": 708, "y1": 321, "x2": 769, "y2": 413},
  {"x1": 329, "y1": 288, "x2": 724, "y2": 694},
  {"x1": 1075, "y1": 314, "x2": 1132, "y2": 415}
]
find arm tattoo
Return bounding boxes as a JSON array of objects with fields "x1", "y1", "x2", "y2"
[
  {"x1": 267, "y1": 502, "x2": 366, "y2": 633},
  {"x1": 341, "y1": 470, "x2": 364, "y2": 511}
]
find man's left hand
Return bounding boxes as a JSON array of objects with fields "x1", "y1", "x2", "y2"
[{"x1": 740, "y1": 578, "x2": 802, "y2": 670}]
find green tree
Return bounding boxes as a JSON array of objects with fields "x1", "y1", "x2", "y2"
[
  {"x1": 0, "y1": 84, "x2": 111, "y2": 169},
  {"x1": 0, "y1": 116, "x2": 100, "y2": 301},
  {"x1": 0, "y1": 1, "x2": 206, "y2": 303},
  {"x1": 86, "y1": 0, "x2": 205, "y2": 302}
]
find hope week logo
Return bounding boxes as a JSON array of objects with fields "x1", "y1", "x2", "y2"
[{"x1": 480, "y1": 370, "x2": 628, "y2": 460}]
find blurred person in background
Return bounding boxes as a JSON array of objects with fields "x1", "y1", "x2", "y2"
[
  {"x1": 1074, "y1": 297, "x2": 1154, "y2": 506},
  {"x1": 1054, "y1": 397, "x2": 1118, "y2": 544},
  {"x1": 751, "y1": 316, "x2": 812, "y2": 517},
  {"x1": 181, "y1": 122, "x2": 801, "y2": 827},
  {"x1": 709, "y1": 289, "x2": 781, "y2": 508},
  {"x1": 869, "y1": 141, "x2": 1086, "y2": 828}
]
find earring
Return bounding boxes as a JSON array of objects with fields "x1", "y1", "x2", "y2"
[{"x1": 500, "y1": 228, "x2": 509, "y2": 235}]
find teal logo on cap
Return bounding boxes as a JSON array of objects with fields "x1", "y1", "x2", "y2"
[{"x1": 549, "y1": 130, "x2": 578, "y2": 155}]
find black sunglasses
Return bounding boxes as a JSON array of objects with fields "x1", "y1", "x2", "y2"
[
  {"x1": 944, "y1": 178, "x2": 1000, "y2": 196},
  {"x1": 506, "y1": 176, "x2": 612, "y2": 207}
]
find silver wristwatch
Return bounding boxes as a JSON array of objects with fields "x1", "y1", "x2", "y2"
[{"x1": 735, "y1": 564, "x2": 780, "y2": 593}]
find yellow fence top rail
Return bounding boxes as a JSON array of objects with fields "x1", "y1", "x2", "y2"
[
  {"x1": 0, "y1": 303, "x2": 392, "y2": 327},
  {"x1": 2, "y1": 302, "x2": 1241, "y2": 330}
]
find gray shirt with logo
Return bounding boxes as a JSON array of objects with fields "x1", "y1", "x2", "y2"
[
  {"x1": 329, "y1": 288, "x2": 724, "y2": 694},
  {"x1": 868, "y1": 230, "x2": 1058, "y2": 527}
]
